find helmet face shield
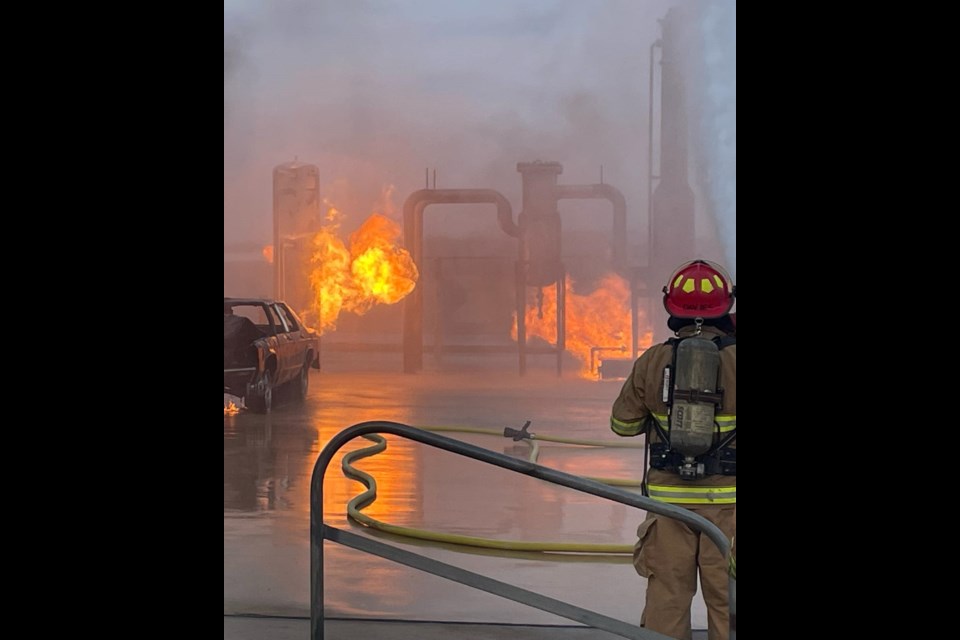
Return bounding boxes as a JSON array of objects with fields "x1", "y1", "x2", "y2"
[{"x1": 662, "y1": 259, "x2": 735, "y2": 319}]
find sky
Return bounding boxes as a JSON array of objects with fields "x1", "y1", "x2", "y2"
[{"x1": 224, "y1": 0, "x2": 735, "y2": 279}]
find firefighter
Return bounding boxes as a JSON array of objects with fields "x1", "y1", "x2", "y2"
[{"x1": 610, "y1": 259, "x2": 736, "y2": 640}]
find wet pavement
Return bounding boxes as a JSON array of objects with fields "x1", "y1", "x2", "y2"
[{"x1": 224, "y1": 350, "x2": 710, "y2": 638}]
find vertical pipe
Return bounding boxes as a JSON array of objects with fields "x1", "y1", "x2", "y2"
[
  {"x1": 554, "y1": 184, "x2": 627, "y2": 272},
  {"x1": 273, "y1": 170, "x2": 282, "y2": 300},
  {"x1": 648, "y1": 39, "x2": 660, "y2": 272},
  {"x1": 556, "y1": 265, "x2": 565, "y2": 377},
  {"x1": 432, "y1": 258, "x2": 441, "y2": 360},
  {"x1": 647, "y1": 40, "x2": 663, "y2": 345},
  {"x1": 402, "y1": 201, "x2": 423, "y2": 372},
  {"x1": 412, "y1": 203, "x2": 427, "y2": 368},
  {"x1": 278, "y1": 243, "x2": 286, "y2": 301},
  {"x1": 651, "y1": 9, "x2": 696, "y2": 343},
  {"x1": 516, "y1": 261, "x2": 526, "y2": 376}
]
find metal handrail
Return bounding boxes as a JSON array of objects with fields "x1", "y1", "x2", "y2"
[{"x1": 310, "y1": 421, "x2": 736, "y2": 640}]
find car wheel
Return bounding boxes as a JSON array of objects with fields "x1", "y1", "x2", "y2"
[
  {"x1": 295, "y1": 363, "x2": 309, "y2": 401},
  {"x1": 246, "y1": 370, "x2": 273, "y2": 414}
]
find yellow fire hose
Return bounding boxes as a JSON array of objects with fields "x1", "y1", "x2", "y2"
[
  {"x1": 341, "y1": 425, "x2": 646, "y2": 554},
  {"x1": 425, "y1": 425, "x2": 645, "y2": 486},
  {"x1": 341, "y1": 425, "x2": 736, "y2": 571}
]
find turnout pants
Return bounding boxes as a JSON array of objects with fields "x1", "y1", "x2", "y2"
[{"x1": 633, "y1": 504, "x2": 736, "y2": 640}]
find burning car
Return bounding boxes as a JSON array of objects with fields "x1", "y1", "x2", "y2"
[{"x1": 224, "y1": 297, "x2": 320, "y2": 413}]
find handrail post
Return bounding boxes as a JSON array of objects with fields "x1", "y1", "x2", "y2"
[
  {"x1": 729, "y1": 573, "x2": 736, "y2": 639},
  {"x1": 310, "y1": 455, "x2": 326, "y2": 640}
]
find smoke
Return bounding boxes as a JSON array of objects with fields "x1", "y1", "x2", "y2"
[
  {"x1": 688, "y1": 0, "x2": 736, "y2": 280},
  {"x1": 224, "y1": 0, "x2": 738, "y2": 330},
  {"x1": 224, "y1": 0, "x2": 697, "y2": 250}
]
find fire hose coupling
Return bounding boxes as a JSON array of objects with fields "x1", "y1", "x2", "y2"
[{"x1": 503, "y1": 420, "x2": 534, "y2": 441}]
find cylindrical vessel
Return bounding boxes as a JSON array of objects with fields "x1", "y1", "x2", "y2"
[{"x1": 517, "y1": 161, "x2": 563, "y2": 287}]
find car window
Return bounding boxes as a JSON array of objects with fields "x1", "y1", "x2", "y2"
[
  {"x1": 274, "y1": 304, "x2": 300, "y2": 332},
  {"x1": 262, "y1": 306, "x2": 282, "y2": 334},
  {"x1": 228, "y1": 304, "x2": 278, "y2": 334},
  {"x1": 270, "y1": 305, "x2": 291, "y2": 333}
]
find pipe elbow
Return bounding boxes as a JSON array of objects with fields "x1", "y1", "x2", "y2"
[
  {"x1": 554, "y1": 184, "x2": 627, "y2": 270},
  {"x1": 402, "y1": 188, "x2": 519, "y2": 237}
]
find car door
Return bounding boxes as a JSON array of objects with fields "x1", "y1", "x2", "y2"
[
  {"x1": 278, "y1": 302, "x2": 319, "y2": 368},
  {"x1": 269, "y1": 302, "x2": 300, "y2": 385}
]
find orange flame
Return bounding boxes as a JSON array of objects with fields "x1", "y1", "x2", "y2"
[
  {"x1": 224, "y1": 401, "x2": 240, "y2": 416},
  {"x1": 512, "y1": 273, "x2": 653, "y2": 378},
  {"x1": 349, "y1": 214, "x2": 418, "y2": 307},
  {"x1": 262, "y1": 245, "x2": 274, "y2": 264},
  {"x1": 302, "y1": 212, "x2": 418, "y2": 334}
]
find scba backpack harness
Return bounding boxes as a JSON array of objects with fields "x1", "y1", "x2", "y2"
[{"x1": 644, "y1": 333, "x2": 736, "y2": 489}]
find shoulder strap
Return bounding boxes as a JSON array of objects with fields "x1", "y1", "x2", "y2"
[
  {"x1": 666, "y1": 335, "x2": 735, "y2": 349},
  {"x1": 713, "y1": 335, "x2": 736, "y2": 350}
]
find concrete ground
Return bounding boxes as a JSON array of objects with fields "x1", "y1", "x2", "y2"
[
  {"x1": 225, "y1": 349, "x2": 720, "y2": 639},
  {"x1": 224, "y1": 615, "x2": 709, "y2": 639}
]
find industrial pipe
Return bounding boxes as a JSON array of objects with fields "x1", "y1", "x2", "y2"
[
  {"x1": 402, "y1": 188, "x2": 519, "y2": 373},
  {"x1": 589, "y1": 345, "x2": 627, "y2": 377},
  {"x1": 649, "y1": 8, "x2": 695, "y2": 343},
  {"x1": 554, "y1": 183, "x2": 628, "y2": 271}
]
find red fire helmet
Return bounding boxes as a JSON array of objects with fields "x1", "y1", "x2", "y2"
[{"x1": 663, "y1": 259, "x2": 736, "y2": 319}]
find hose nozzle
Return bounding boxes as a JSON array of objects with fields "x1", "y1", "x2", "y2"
[{"x1": 503, "y1": 420, "x2": 533, "y2": 441}]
